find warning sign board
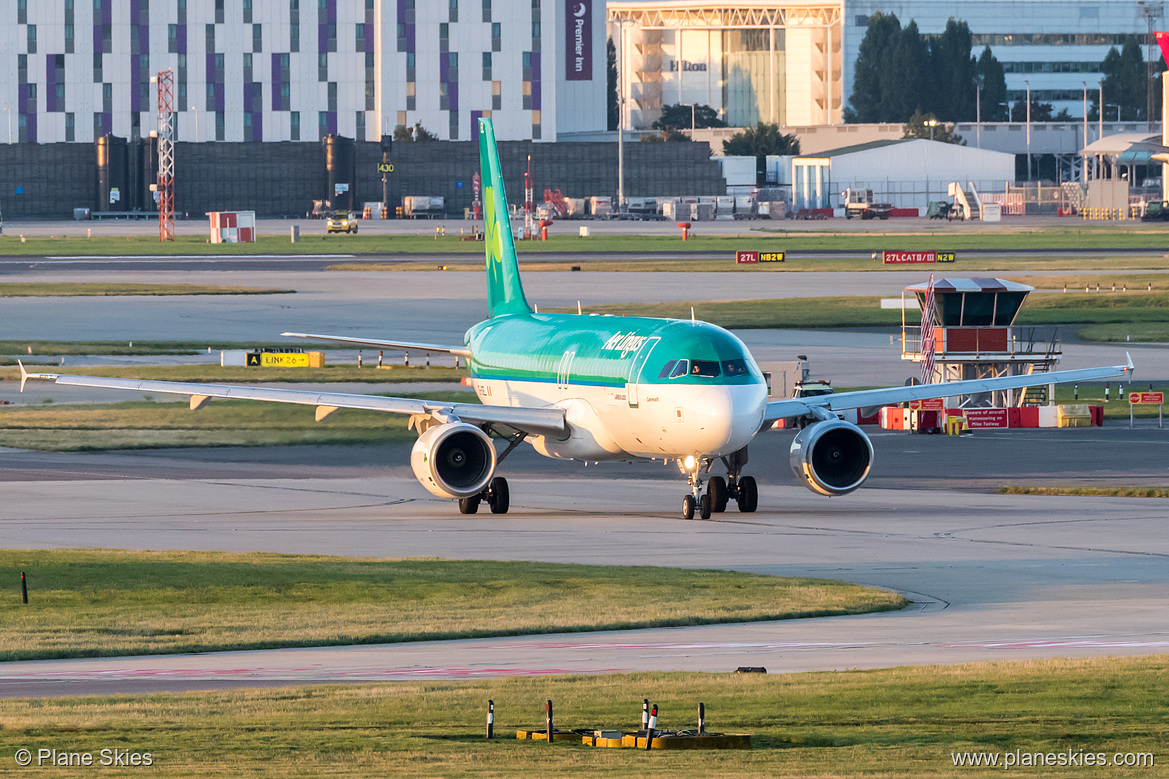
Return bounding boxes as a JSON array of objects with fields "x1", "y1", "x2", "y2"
[
  {"x1": 908, "y1": 398, "x2": 945, "y2": 411},
  {"x1": 1129, "y1": 392, "x2": 1164, "y2": 404},
  {"x1": 882, "y1": 250, "x2": 956, "y2": 264},
  {"x1": 736, "y1": 250, "x2": 785, "y2": 264}
]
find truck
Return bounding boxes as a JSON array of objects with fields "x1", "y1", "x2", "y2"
[{"x1": 841, "y1": 188, "x2": 892, "y2": 220}]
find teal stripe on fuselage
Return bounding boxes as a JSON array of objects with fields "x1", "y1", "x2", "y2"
[{"x1": 465, "y1": 313, "x2": 764, "y2": 388}]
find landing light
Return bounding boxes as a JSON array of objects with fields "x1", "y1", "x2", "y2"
[{"x1": 684, "y1": 455, "x2": 696, "y2": 469}]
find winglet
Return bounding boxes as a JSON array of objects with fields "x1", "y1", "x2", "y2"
[
  {"x1": 1126, "y1": 352, "x2": 1134, "y2": 373},
  {"x1": 18, "y1": 360, "x2": 27, "y2": 393}
]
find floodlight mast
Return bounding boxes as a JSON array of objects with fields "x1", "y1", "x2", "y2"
[{"x1": 156, "y1": 69, "x2": 175, "y2": 241}]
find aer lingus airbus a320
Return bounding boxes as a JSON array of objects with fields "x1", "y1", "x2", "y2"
[{"x1": 22, "y1": 118, "x2": 1132, "y2": 519}]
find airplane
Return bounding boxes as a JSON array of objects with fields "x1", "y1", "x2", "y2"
[{"x1": 21, "y1": 118, "x2": 1132, "y2": 520}]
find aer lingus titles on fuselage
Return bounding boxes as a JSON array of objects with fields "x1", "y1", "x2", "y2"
[{"x1": 22, "y1": 117, "x2": 1132, "y2": 520}]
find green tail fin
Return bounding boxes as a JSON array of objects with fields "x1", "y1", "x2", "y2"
[{"x1": 478, "y1": 117, "x2": 532, "y2": 318}]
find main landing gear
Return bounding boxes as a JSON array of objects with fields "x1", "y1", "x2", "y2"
[
  {"x1": 457, "y1": 430, "x2": 526, "y2": 516},
  {"x1": 458, "y1": 476, "x2": 510, "y2": 515},
  {"x1": 678, "y1": 447, "x2": 757, "y2": 519}
]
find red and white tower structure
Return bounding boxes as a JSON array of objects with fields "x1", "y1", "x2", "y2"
[{"x1": 156, "y1": 68, "x2": 175, "y2": 241}]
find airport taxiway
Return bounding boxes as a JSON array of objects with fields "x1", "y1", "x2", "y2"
[{"x1": 0, "y1": 427, "x2": 1166, "y2": 697}]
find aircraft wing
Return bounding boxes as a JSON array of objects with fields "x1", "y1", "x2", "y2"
[
  {"x1": 282, "y1": 331, "x2": 472, "y2": 357},
  {"x1": 764, "y1": 358, "x2": 1133, "y2": 424},
  {"x1": 18, "y1": 364, "x2": 567, "y2": 439}
]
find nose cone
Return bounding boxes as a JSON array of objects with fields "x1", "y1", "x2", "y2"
[{"x1": 692, "y1": 383, "x2": 767, "y2": 456}]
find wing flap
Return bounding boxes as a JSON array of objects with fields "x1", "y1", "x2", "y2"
[
  {"x1": 21, "y1": 368, "x2": 567, "y2": 439},
  {"x1": 281, "y1": 331, "x2": 472, "y2": 357}
]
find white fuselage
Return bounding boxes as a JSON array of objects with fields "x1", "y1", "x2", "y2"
[{"x1": 470, "y1": 377, "x2": 768, "y2": 461}]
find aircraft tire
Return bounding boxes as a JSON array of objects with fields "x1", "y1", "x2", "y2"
[
  {"x1": 682, "y1": 494, "x2": 696, "y2": 520},
  {"x1": 458, "y1": 496, "x2": 480, "y2": 514},
  {"x1": 737, "y1": 476, "x2": 758, "y2": 513},
  {"x1": 699, "y1": 493, "x2": 712, "y2": 520},
  {"x1": 708, "y1": 476, "x2": 728, "y2": 513},
  {"x1": 487, "y1": 477, "x2": 510, "y2": 514}
]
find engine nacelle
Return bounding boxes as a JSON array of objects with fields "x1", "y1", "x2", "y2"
[
  {"x1": 410, "y1": 422, "x2": 496, "y2": 499},
  {"x1": 789, "y1": 418, "x2": 873, "y2": 496}
]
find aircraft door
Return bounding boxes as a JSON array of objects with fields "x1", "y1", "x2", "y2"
[{"x1": 626, "y1": 337, "x2": 660, "y2": 408}]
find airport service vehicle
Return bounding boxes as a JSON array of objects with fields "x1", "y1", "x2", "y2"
[
  {"x1": 326, "y1": 211, "x2": 359, "y2": 234},
  {"x1": 1141, "y1": 201, "x2": 1169, "y2": 222},
  {"x1": 841, "y1": 188, "x2": 892, "y2": 220},
  {"x1": 22, "y1": 119, "x2": 1132, "y2": 520}
]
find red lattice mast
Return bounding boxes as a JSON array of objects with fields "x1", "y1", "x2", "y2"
[{"x1": 156, "y1": 69, "x2": 175, "y2": 241}]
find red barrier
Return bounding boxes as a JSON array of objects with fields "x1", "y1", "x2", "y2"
[
  {"x1": 1091, "y1": 405, "x2": 1104, "y2": 426},
  {"x1": 1008, "y1": 408, "x2": 1021, "y2": 428},
  {"x1": 1018, "y1": 406, "x2": 1040, "y2": 428},
  {"x1": 889, "y1": 208, "x2": 920, "y2": 218}
]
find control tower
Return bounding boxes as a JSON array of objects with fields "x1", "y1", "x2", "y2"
[{"x1": 901, "y1": 278, "x2": 1061, "y2": 407}]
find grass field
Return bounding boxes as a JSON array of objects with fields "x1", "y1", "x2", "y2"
[
  {"x1": 329, "y1": 251, "x2": 1169, "y2": 274},
  {"x1": 1001, "y1": 486, "x2": 1169, "y2": 497},
  {"x1": 1, "y1": 378, "x2": 1160, "y2": 453},
  {"x1": 4, "y1": 225, "x2": 1169, "y2": 259},
  {"x1": 0, "y1": 550, "x2": 904, "y2": 661},
  {"x1": 0, "y1": 363, "x2": 466, "y2": 385},
  {"x1": 0, "y1": 340, "x2": 359, "y2": 357},
  {"x1": 0, "y1": 655, "x2": 1163, "y2": 776},
  {"x1": 0, "y1": 392, "x2": 474, "y2": 450},
  {"x1": 0, "y1": 283, "x2": 292, "y2": 297},
  {"x1": 554, "y1": 287, "x2": 1169, "y2": 339}
]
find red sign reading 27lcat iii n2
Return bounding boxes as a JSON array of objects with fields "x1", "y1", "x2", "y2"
[{"x1": 882, "y1": 251, "x2": 956, "y2": 264}]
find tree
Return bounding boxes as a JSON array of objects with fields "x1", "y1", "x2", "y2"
[
  {"x1": 845, "y1": 12, "x2": 901, "y2": 122},
  {"x1": 902, "y1": 110, "x2": 964, "y2": 144},
  {"x1": 393, "y1": 122, "x2": 437, "y2": 143},
  {"x1": 641, "y1": 128, "x2": 692, "y2": 143},
  {"x1": 1012, "y1": 99, "x2": 1054, "y2": 122},
  {"x1": 653, "y1": 103, "x2": 725, "y2": 130},
  {"x1": 722, "y1": 122, "x2": 800, "y2": 156},
  {"x1": 1094, "y1": 38, "x2": 1149, "y2": 121},
  {"x1": 930, "y1": 19, "x2": 978, "y2": 121},
  {"x1": 976, "y1": 47, "x2": 1008, "y2": 121},
  {"x1": 607, "y1": 38, "x2": 618, "y2": 131},
  {"x1": 880, "y1": 20, "x2": 931, "y2": 120}
]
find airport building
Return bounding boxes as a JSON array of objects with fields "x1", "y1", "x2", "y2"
[
  {"x1": 0, "y1": 0, "x2": 608, "y2": 144},
  {"x1": 608, "y1": 0, "x2": 1166, "y2": 131}
]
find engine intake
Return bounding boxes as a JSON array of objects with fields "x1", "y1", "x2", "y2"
[
  {"x1": 789, "y1": 418, "x2": 873, "y2": 496},
  {"x1": 410, "y1": 422, "x2": 496, "y2": 499}
]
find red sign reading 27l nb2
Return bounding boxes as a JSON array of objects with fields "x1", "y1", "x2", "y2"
[{"x1": 882, "y1": 251, "x2": 956, "y2": 264}]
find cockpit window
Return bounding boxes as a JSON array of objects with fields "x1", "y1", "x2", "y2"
[
  {"x1": 690, "y1": 360, "x2": 721, "y2": 377},
  {"x1": 722, "y1": 359, "x2": 749, "y2": 377},
  {"x1": 657, "y1": 360, "x2": 678, "y2": 379},
  {"x1": 669, "y1": 360, "x2": 690, "y2": 379}
]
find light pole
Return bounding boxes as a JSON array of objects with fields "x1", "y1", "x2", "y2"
[
  {"x1": 1082, "y1": 82, "x2": 1089, "y2": 182},
  {"x1": 615, "y1": 17, "x2": 634, "y2": 214},
  {"x1": 189, "y1": 105, "x2": 197, "y2": 142},
  {"x1": 2, "y1": 106, "x2": 9, "y2": 144},
  {"x1": 1025, "y1": 80, "x2": 1032, "y2": 181},
  {"x1": 974, "y1": 76, "x2": 982, "y2": 149},
  {"x1": 925, "y1": 118, "x2": 937, "y2": 141},
  {"x1": 1098, "y1": 85, "x2": 1103, "y2": 145}
]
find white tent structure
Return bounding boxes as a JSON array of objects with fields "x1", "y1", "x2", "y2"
[{"x1": 791, "y1": 139, "x2": 1015, "y2": 214}]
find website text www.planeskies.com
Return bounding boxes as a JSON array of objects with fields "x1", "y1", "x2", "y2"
[{"x1": 952, "y1": 749, "x2": 1154, "y2": 769}]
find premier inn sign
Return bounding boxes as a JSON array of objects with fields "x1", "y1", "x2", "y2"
[{"x1": 566, "y1": 0, "x2": 592, "y2": 81}]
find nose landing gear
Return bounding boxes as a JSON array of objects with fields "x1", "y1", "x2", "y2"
[{"x1": 677, "y1": 452, "x2": 754, "y2": 519}]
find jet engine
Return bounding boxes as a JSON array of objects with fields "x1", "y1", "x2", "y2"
[
  {"x1": 410, "y1": 422, "x2": 496, "y2": 499},
  {"x1": 789, "y1": 418, "x2": 873, "y2": 496}
]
